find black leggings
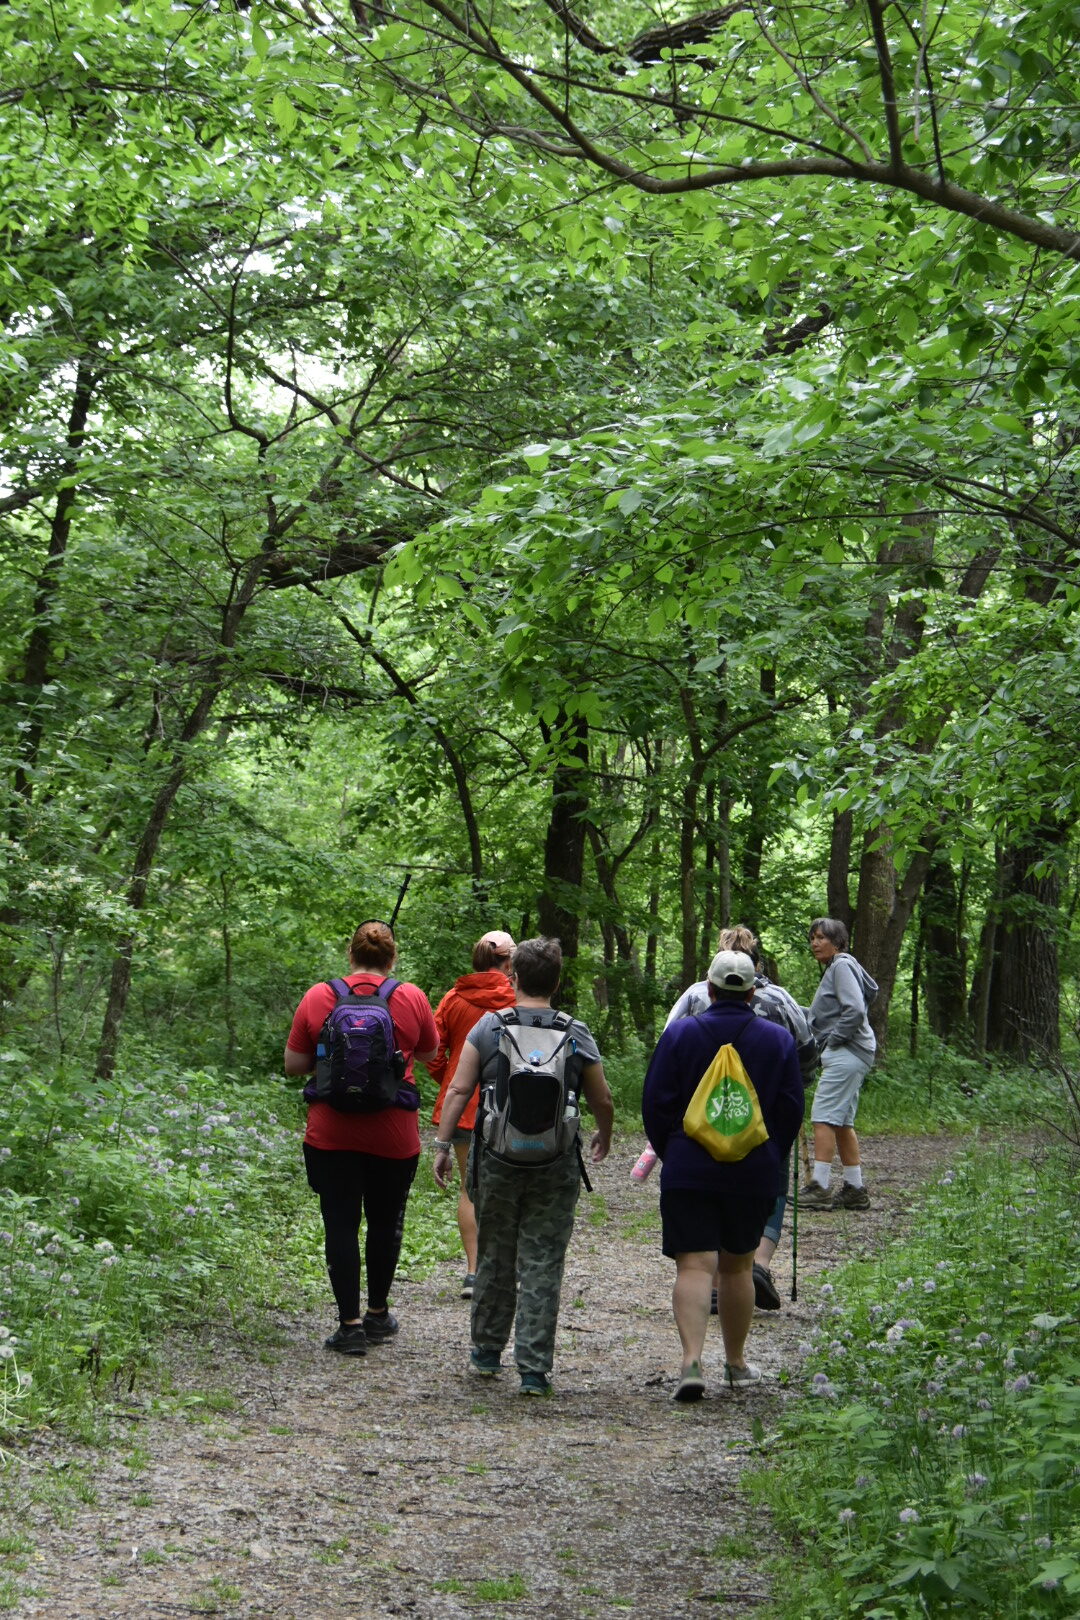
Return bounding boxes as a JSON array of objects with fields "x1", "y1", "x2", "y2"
[{"x1": 303, "y1": 1146, "x2": 418, "y2": 1322}]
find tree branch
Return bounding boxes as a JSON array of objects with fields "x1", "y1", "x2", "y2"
[{"x1": 865, "y1": 0, "x2": 905, "y2": 173}]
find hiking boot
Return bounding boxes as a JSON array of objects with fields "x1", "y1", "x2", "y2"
[
  {"x1": 799, "y1": 1180, "x2": 835, "y2": 1212},
  {"x1": 673, "y1": 1361, "x2": 706, "y2": 1403},
  {"x1": 461, "y1": 1273, "x2": 476, "y2": 1299},
  {"x1": 470, "y1": 1347, "x2": 502, "y2": 1376},
  {"x1": 361, "y1": 1310, "x2": 399, "y2": 1343},
  {"x1": 518, "y1": 1371, "x2": 552, "y2": 1398},
  {"x1": 724, "y1": 1361, "x2": 762, "y2": 1389},
  {"x1": 753, "y1": 1263, "x2": 782, "y2": 1311},
  {"x1": 833, "y1": 1182, "x2": 871, "y2": 1211},
  {"x1": 324, "y1": 1324, "x2": 367, "y2": 1356}
]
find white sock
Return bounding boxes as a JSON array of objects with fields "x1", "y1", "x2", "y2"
[
  {"x1": 813, "y1": 1161, "x2": 832, "y2": 1189},
  {"x1": 843, "y1": 1165, "x2": 864, "y2": 1188}
]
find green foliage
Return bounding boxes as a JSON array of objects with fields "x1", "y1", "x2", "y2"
[
  {"x1": 0, "y1": 1055, "x2": 457, "y2": 1434},
  {"x1": 857, "y1": 1038, "x2": 1042, "y2": 1134},
  {"x1": 751, "y1": 1147, "x2": 1080, "y2": 1618},
  {"x1": 1, "y1": 0, "x2": 1079, "y2": 1101}
]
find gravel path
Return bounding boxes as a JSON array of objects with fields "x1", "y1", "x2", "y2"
[{"x1": 6, "y1": 1133, "x2": 962, "y2": 1619}]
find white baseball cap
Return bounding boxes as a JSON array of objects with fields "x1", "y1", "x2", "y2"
[{"x1": 706, "y1": 949, "x2": 756, "y2": 992}]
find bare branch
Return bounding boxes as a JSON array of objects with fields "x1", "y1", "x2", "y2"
[{"x1": 864, "y1": 0, "x2": 905, "y2": 173}]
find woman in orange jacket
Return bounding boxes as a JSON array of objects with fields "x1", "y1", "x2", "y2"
[{"x1": 425, "y1": 931, "x2": 515, "y2": 1296}]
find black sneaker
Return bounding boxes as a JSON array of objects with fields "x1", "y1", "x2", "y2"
[
  {"x1": 461, "y1": 1273, "x2": 476, "y2": 1299},
  {"x1": 325, "y1": 1324, "x2": 367, "y2": 1356},
  {"x1": 362, "y1": 1310, "x2": 400, "y2": 1343},
  {"x1": 673, "y1": 1361, "x2": 706, "y2": 1403},
  {"x1": 518, "y1": 1371, "x2": 551, "y2": 1398},
  {"x1": 753, "y1": 1263, "x2": 782, "y2": 1311}
]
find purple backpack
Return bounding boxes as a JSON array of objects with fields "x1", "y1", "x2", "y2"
[{"x1": 303, "y1": 978, "x2": 414, "y2": 1114}]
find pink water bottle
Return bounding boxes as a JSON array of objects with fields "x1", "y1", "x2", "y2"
[{"x1": 630, "y1": 1145, "x2": 658, "y2": 1182}]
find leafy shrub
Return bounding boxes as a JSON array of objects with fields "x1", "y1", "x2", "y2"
[
  {"x1": 0, "y1": 1056, "x2": 457, "y2": 1433},
  {"x1": 751, "y1": 1146, "x2": 1080, "y2": 1617}
]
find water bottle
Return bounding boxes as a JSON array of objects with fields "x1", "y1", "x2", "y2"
[{"x1": 630, "y1": 1145, "x2": 658, "y2": 1182}]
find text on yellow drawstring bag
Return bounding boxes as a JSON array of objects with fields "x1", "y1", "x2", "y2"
[{"x1": 682, "y1": 1043, "x2": 769, "y2": 1162}]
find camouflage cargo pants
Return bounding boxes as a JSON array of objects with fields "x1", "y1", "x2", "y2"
[{"x1": 471, "y1": 1147, "x2": 581, "y2": 1375}]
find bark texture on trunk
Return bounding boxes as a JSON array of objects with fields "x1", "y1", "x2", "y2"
[
  {"x1": 537, "y1": 715, "x2": 590, "y2": 1004},
  {"x1": 921, "y1": 854, "x2": 968, "y2": 1042},
  {"x1": 993, "y1": 827, "x2": 1066, "y2": 1059}
]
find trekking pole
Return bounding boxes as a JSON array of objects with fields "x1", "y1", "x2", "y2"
[
  {"x1": 388, "y1": 872, "x2": 411, "y2": 929},
  {"x1": 790, "y1": 1167, "x2": 799, "y2": 1303}
]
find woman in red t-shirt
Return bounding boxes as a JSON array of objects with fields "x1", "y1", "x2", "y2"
[
  {"x1": 285, "y1": 921, "x2": 438, "y2": 1356},
  {"x1": 425, "y1": 931, "x2": 515, "y2": 1298}
]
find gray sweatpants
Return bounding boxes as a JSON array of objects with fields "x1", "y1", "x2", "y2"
[{"x1": 470, "y1": 1147, "x2": 581, "y2": 1375}]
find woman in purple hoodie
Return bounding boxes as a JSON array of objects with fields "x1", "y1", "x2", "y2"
[
  {"x1": 800, "y1": 918, "x2": 879, "y2": 1213},
  {"x1": 425, "y1": 932, "x2": 516, "y2": 1296}
]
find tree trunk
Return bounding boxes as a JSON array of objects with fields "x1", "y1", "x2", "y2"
[
  {"x1": 921, "y1": 854, "x2": 968, "y2": 1042},
  {"x1": 537, "y1": 714, "x2": 589, "y2": 1002},
  {"x1": 826, "y1": 809, "x2": 855, "y2": 930},
  {"x1": 992, "y1": 824, "x2": 1067, "y2": 1059},
  {"x1": 678, "y1": 765, "x2": 699, "y2": 990},
  {"x1": 968, "y1": 848, "x2": 1006, "y2": 1051},
  {"x1": 853, "y1": 838, "x2": 934, "y2": 1050},
  {"x1": 740, "y1": 665, "x2": 776, "y2": 919},
  {"x1": 95, "y1": 543, "x2": 270, "y2": 1081},
  {"x1": 586, "y1": 823, "x2": 652, "y2": 1042},
  {"x1": 221, "y1": 875, "x2": 237, "y2": 1071},
  {"x1": 849, "y1": 517, "x2": 936, "y2": 1050},
  {"x1": 0, "y1": 361, "x2": 97, "y2": 1018},
  {"x1": 699, "y1": 780, "x2": 717, "y2": 967}
]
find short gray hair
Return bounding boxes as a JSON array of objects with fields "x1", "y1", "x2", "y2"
[{"x1": 808, "y1": 917, "x2": 849, "y2": 950}]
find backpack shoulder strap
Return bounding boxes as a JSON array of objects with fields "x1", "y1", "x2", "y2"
[
  {"x1": 328, "y1": 977, "x2": 352, "y2": 1001},
  {"x1": 377, "y1": 976, "x2": 400, "y2": 1003}
]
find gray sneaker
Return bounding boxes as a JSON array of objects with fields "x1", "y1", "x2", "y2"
[
  {"x1": 798, "y1": 1180, "x2": 834, "y2": 1212},
  {"x1": 833, "y1": 1182, "x2": 871, "y2": 1210},
  {"x1": 724, "y1": 1361, "x2": 762, "y2": 1389}
]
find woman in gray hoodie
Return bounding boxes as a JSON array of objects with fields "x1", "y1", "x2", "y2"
[{"x1": 800, "y1": 918, "x2": 878, "y2": 1212}]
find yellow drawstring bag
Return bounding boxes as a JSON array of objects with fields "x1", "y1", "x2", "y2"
[{"x1": 683, "y1": 1043, "x2": 769, "y2": 1162}]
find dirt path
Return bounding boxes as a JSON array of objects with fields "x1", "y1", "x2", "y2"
[{"x1": 8, "y1": 1133, "x2": 961, "y2": 1619}]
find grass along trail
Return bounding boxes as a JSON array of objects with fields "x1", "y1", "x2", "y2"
[{"x1": 3, "y1": 1132, "x2": 962, "y2": 1619}]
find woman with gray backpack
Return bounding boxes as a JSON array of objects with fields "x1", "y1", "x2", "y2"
[{"x1": 433, "y1": 937, "x2": 613, "y2": 1397}]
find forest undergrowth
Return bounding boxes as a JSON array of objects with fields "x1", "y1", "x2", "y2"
[
  {"x1": 0, "y1": 1048, "x2": 1076, "y2": 1615},
  {"x1": 753, "y1": 1141, "x2": 1080, "y2": 1619}
]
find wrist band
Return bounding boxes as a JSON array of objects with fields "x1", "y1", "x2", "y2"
[{"x1": 434, "y1": 1141, "x2": 453, "y2": 1152}]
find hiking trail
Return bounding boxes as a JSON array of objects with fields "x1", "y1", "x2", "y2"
[{"x1": 9, "y1": 1133, "x2": 960, "y2": 1618}]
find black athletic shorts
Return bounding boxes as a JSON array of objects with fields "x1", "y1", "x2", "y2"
[{"x1": 659, "y1": 1187, "x2": 775, "y2": 1259}]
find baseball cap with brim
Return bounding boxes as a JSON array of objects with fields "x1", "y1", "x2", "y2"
[
  {"x1": 706, "y1": 949, "x2": 756, "y2": 992},
  {"x1": 479, "y1": 931, "x2": 515, "y2": 955}
]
